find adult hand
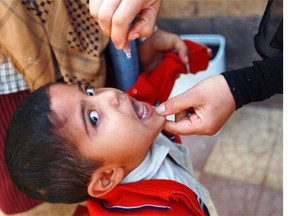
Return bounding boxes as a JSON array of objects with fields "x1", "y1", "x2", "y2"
[
  {"x1": 137, "y1": 29, "x2": 189, "y2": 71},
  {"x1": 89, "y1": 0, "x2": 162, "y2": 49},
  {"x1": 155, "y1": 75, "x2": 236, "y2": 135}
]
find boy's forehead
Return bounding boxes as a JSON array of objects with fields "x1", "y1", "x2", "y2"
[
  {"x1": 49, "y1": 84, "x2": 78, "y2": 118},
  {"x1": 50, "y1": 83, "x2": 76, "y2": 93},
  {"x1": 49, "y1": 85, "x2": 85, "y2": 142},
  {"x1": 49, "y1": 84, "x2": 80, "y2": 102}
]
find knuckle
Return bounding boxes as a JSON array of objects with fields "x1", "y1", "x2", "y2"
[
  {"x1": 168, "y1": 97, "x2": 179, "y2": 110},
  {"x1": 98, "y1": 15, "x2": 110, "y2": 24},
  {"x1": 164, "y1": 124, "x2": 177, "y2": 135},
  {"x1": 112, "y1": 15, "x2": 126, "y2": 28},
  {"x1": 172, "y1": 127, "x2": 181, "y2": 135},
  {"x1": 140, "y1": 25, "x2": 154, "y2": 37}
]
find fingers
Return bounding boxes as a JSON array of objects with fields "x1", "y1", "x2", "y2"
[
  {"x1": 163, "y1": 112, "x2": 221, "y2": 136},
  {"x1": 127, "y1": 11, "x2": 157, "y2": 41},
  {"x1": 109, "y1": 0, "x2": 140, "y2": 48},
  {"x1": 89, "y1": 0, "x2": 102, "y2": 19},
  {"x1": 173, "y1": 37, "x2": 189, "y2": 64},
  {"x1": 127, "y1": 1, "x2": 161, "y2": 39},
  {"x1": 158, "y1": 75, "x2": 236, "y2": 136},
  {"x1": 89, "y1": 0, "x2": 161, "y2": 49},
  {"x1": 163, "y1": 113, "x2": 203, "y2": 135},
  {"x1": 111, "y1": 1, "x2": 160, "y2": 49},
  {"x1": 155, "y1": 89, "x2": 197, "y2": 116},
  {"x1": 89, "y1": 0, "x2": 122, "y2": 38}
]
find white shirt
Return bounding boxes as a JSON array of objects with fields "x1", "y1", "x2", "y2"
[{"x1": 121, "y1": 133, "x2": 208, "y2": 202}]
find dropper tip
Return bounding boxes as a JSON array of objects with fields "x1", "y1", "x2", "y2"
[{"x1": 123, "y1": 42, "x2": 132, "y2": 59}]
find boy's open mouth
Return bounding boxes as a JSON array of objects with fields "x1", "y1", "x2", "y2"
[{"x1": 132, "y1": 100, "x2": 148, "y2": 120}]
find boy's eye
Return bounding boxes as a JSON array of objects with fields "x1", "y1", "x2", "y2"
[
  {"x1": 89, "y1": 111, "x2": 99, "y2": 126},
  {"x1": 85, "y1": 87, "x2": 95, "y2": 96}
]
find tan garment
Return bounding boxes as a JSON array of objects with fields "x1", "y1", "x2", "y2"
[{"x1": 0, "y1": 0, "x2": 109, "y2": 91}]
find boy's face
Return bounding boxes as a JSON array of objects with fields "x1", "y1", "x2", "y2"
[{"x1": 49, "y1": 84, "x2": 166, "y2": 174}]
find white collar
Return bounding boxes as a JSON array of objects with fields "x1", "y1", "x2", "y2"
[{"x1": 121, "y1": 134, "x2": 169, "y2": 184}]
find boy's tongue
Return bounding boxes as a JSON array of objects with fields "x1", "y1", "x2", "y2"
[{"x1": 132, "y1": 101, "x2": 148, "y2": 120}]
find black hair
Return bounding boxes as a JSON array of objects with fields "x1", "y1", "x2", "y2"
[{"x1": 5, "y1": 83, "x2": 102, "y2": 203}]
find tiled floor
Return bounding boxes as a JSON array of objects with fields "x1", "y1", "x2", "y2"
[{"x1": 182, "y1": 95, "x2": 283, "y2": 216}]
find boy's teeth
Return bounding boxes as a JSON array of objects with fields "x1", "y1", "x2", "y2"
[{"x1": 141, "y1": 106, "x2": 147, "y2": 119}]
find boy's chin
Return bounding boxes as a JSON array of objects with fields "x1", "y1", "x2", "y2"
[
  {"x1": 158, "y1": 117, "x2": 166, "y2": 130},
  {"x1": 153, "y1": 114, "x2": 166, "y2": 126},
  {"x1": 150, "y1": 116, "x2": 166, "y2": 134}
]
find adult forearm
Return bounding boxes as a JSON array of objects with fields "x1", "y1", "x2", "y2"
[{"x1": 222, "y1": 52, "x2": 283, "y2": 109}]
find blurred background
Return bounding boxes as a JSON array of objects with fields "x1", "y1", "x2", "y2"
[{"x1": 157, "y1": 1, "x2": 283, "y2": 215}]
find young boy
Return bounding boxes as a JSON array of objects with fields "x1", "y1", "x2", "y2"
[{"x1": 5, "y1": 41, "x2": 217, "y2": 215}]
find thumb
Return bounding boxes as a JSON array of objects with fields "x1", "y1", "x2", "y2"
[
  {"x1": 155, "y1": 91, "x2": 195, "y2": 116},
  {"x1": 128, "y1": 10, "x2": 157, "y2": 40}
]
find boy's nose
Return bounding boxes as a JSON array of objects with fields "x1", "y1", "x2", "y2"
[{"x1": 97, "y1": 89, "x2": 120, "y2": 106}]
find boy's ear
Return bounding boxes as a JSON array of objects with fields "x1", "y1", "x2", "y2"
[{"x1": 87, "y1": 166, "x2": 125, "y2": 198}]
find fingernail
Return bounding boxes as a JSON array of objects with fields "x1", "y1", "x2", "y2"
[
  {"x1": 128, "y1": 33, "x2": 140, "y2": 41},
  {"x1": 155, "y1": 104, "x2": 165, "y2": 114}
]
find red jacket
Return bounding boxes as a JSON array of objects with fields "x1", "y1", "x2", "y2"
[
  {"x1": 86, "y1": 40, "x2": 209, "y2": 216},
  {"x1": 86, "y1": 179, "x2": 207, "y2": 216},
  {"x1": 127, "y1": 40, "x2": 209, "y2": 105}
]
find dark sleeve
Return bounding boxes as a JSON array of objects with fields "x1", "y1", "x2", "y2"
[{"x1": 221, "y1": 52, "x2": 283, "y2": 110}]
